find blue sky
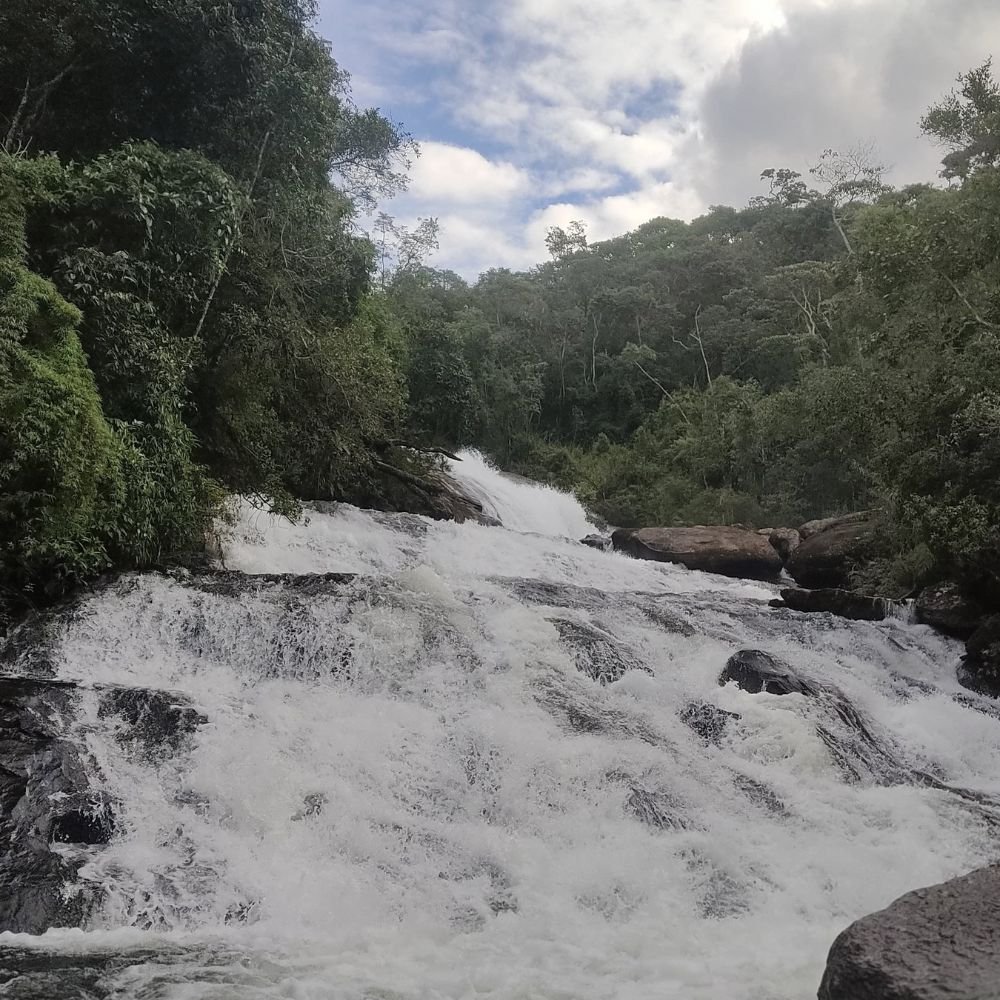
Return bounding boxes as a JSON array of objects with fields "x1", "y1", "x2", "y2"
[{"x1": 316, "y1": 0, "x2": 1000, "y2": 280}]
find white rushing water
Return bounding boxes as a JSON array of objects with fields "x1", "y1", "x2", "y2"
[{"x1": 3, "y1": 457, "x2": 1000, "y2": 999}]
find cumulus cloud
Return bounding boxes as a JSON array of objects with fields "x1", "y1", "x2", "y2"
[
  {"x1": 317, "y1": 0, "x2": 999, "y2": 279},
  {"x1": 690, "y1": 0, "x2": 1000, "y2": 208},
  {"x1": 407, "y1": 142, "x2": 529, "y2": 203}
]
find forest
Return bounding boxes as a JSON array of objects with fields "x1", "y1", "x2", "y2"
[{"x1": 2, "y1": 0, "x2": 1000, "y2": 614}]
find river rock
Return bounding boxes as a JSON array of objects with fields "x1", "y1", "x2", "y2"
[
  {"x1": 718, "y1": 649, "x2": 816, "y2": 696},
  {"x1": 798, "y1": 510, "x2": 875, "y2": 540},
  {"x1": 768, "y1": 527, "x2": 801, "y2": 563},
  {"x1": 580, "y1": 534, "x2": 611, "y2": 551},
  {"x1": 785, "y1": 513, "x2": 875, "y2": 589},
  {"x1": 959, "y1": 615, "x2": 1000, "y2": 697},
  {"x1": 611, "y1": 526, "x2": 782, "y2": 581},
  {"x1": 0, "y1": 678, "x2": 109, "y2": 933},
  {"x1": 549, "y1": 618, "x2": 650, "y2": 684},
  {"x1": 915, "y1": 582, "x2": 984, "y2": 638},
  {"x1": 818, "y1": 864, "x2": 1000, "y2": 1000},
  {"x1": 779, "y1": 587, "x2": 889, "y2": 622}
]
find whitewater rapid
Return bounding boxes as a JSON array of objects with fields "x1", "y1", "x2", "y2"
[{"x1": 2, "y1": 452, "x2": 998, "y2": 998}]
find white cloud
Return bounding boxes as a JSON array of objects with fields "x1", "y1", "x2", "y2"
[
  {"x1": 687, "y1": 0, "x2": 1000, "y2": 208},
  {"x1": 319, "y1": 0, "x2": 1000, "y2": 279},
  {"x1": 407, "y1": 142, "x2": 529, "y2": 204}
]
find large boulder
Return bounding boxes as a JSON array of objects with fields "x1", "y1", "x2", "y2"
[
  {"x1": 0, "y1": 678, "x2": 111, "y2": 933},
  {"x1": 779, "y1": 587, "x2": 890, "y2": 622},
  {"x1": 786, "y1": 513, "x2": 875, "y2": 589},
  {"x1": 718, "y1": 649, "x2": 815, "y2": 696},
  {"x1": 799, "y1": 510, "x2": 875, "y2": 540},
  {"x1": 959, "y1": 615, "x2": 1000, "y2": 698},
  {"x1": 768, "y1": 527, "x2": 801, "y2": 563},
  {"x1": 611, "y1": 526, "x2": 783, "y2": 581},
  {"x1": 818, "y1": 865, "x2": 1000, "y2": 1000},
  {"x1": 0, "y1": 662, "x2": 208, "y2": 934},
  {"x1": 915, "y1": 582, "x2": 984, "y2": 638}
]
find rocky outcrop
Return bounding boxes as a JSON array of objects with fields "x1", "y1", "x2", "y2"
[
  {"x1": 0, "y1": 674, "x2": 206, "y2": 933},
  {"x1": 768, "y1": 527, "x2": 801, "y2": 563},
  {"x1": 786, "y1": 512, "x2": 875, "y2": 589},
  {"x1": 580, "y1": 534, "x2": 611, "y2": 551},
  {"x1": 818, "y1": 865, "x2": 1000, "y2": 1000},
  {"x1": 718, "y1": 649, "x2": 815, "y2": 696},
  {"x1": 799, "y1": 510, "x2": 875, "y2": 541},
  {"x1": 779, "y1": 587, "x2": 890, "y2": 622},
  {"x1": 549, "y1": 618, "x2": 650, "y2": 685},
  {"x1": 421, "y1": 467, "x2": 503, "y2": 526},
  {"x1": 0, "y1": 678, "x2": 111, "y2": 933},
  {"x1": 611, "y1": 526, "x2": 783, "y2": 581},
  {"x1": 915, "y1": 582, "x2": 984, "y2": 638},
  {"x1": 959, "y1": 615, "x2": 1000, "y2": 698},
  {"x1": 717, "y1": 651, "x2": 939, "y2": 787}
]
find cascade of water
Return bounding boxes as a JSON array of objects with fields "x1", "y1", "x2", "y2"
[
  {"x1": 1, "y1": 476, "x2": 998, "y2": 999},
  {"x1": 447, "y1": 449, "x2": 598, "y2": 538}
]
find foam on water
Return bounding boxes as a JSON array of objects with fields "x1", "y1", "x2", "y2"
[{"x1": 4, "y1": 472, "x2": 1000, "y2": 999}]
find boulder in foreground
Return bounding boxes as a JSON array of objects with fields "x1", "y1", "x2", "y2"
[
  {"x1": 818, "y1": 864, "x2": 1000, "y2": 1000},
  {"x1": 611, "y1": 526, "x2": 782, "y2": 581}
]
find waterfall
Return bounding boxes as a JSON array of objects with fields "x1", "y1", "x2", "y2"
[
  {"x1": 1, "y1": 471, "x2": 998, "y2": 999},
  {"x1": 447, "y1": 449, "x2": 598, "y2": 538}
]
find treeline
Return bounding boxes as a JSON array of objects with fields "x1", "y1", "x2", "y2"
[
  {"x1": 392, "y1": 64, "x2": 1000, "y2": 599},
  {"x1": 0, "y1": 0, "x2": 415, "y2": 607}
]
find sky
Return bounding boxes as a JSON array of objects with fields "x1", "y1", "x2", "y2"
[{"x1": 316, "y1": 0, "x2": 1000, "y2": 280}]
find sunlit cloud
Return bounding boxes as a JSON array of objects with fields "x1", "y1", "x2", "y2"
[{"x1": 318, "y1": 0, "x2": 1000, "y2": 279}]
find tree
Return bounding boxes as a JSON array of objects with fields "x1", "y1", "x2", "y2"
[{"x1": 921, "y1": 59, "x2": 1000, "y2": 179}]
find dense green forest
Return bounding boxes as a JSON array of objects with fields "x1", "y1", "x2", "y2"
[{"x1": 2, "y1": 1, "x2": 999, "y2": 611}]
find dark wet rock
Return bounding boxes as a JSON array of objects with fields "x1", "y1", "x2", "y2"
[
  {"x1": 732, "y1": 774, "x2": 788, "y2": 816},
  {"x1": 580, "y1": 533, "x2": 611, "y2": 551},
  {"x1": 786, "y1": 513, "x2": 875, "y2": 589},
  {"x1": 0, "y1": 674, "x2": 216, "y2": 934},
  {"x1": 959, "y1": 615, "x2": 1000, "y2": 698},
  {"x1": 536, "y1": 680, "x2": 670, "y2": 749},
  {"x1": 549, "y1": 618, "x2": 650, "y2": 684},
  {"x1": 188, "y1": 570, "x2": 357, "y2": 599},
  {"x1": 718, "y1": 651, "x2": 926, "y2": 787},
  {"x1": 360, "y1": 464, "x2": 503, "y2": 526},
  {"x1": 291, "y1": 792, "x2": 328, "y2": 821},
  {"x1": 958, "y1": 615, "x2": 1000, "y2": 697},
  {"x1": 679, "y1": 702, "x2": 741, "y2": 745},
  {"x1": 624, "y1": 785, "x2": 689, "y2": 831},
  {"x1": 799, "y1": 510, "x2": 876, "y2": 540},
  {"x1": 915, "y1": 582, "x2": 985, "y2": 638},
  {"x1": 768, "y1": 527, "x2": 801, "y2": 563},
  {"x1": 611, "y1": 525, "x2": 782, "y2": 581},
  {"x1": 719, "y1": 649, "x2": 817, "y2": 696},
  {"x1": 0, "y1": 945, "x2": 255, "y2": 999},
  {"x1": 634, "y1": 600, "x2": 698, "y2": 637},
  {"x1": 51, "y1": 808, "x2": 115, "y2": 845},
  {"x1": 779, "y1": 587, "x2": 890, "y2": 622},
  {"x1": 818, "y1": 864, "x2": 1000, "y2": 1000},
  {"x1": 0, "y1": 678, "x2": 104, "y2": 932},
  {"x1": 506, "y1": 578, "x2": 610, "y2": 613},
  {"x1": 98, "y1": 687, "x2": 206, "y2": 760},
  {"x1": 682, "y1": 850, "x2": 751, "y2": 918}
]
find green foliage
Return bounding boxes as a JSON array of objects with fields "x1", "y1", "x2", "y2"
[{"x1": 0, "y1": 1, "x2": 414, "y2": 604}]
